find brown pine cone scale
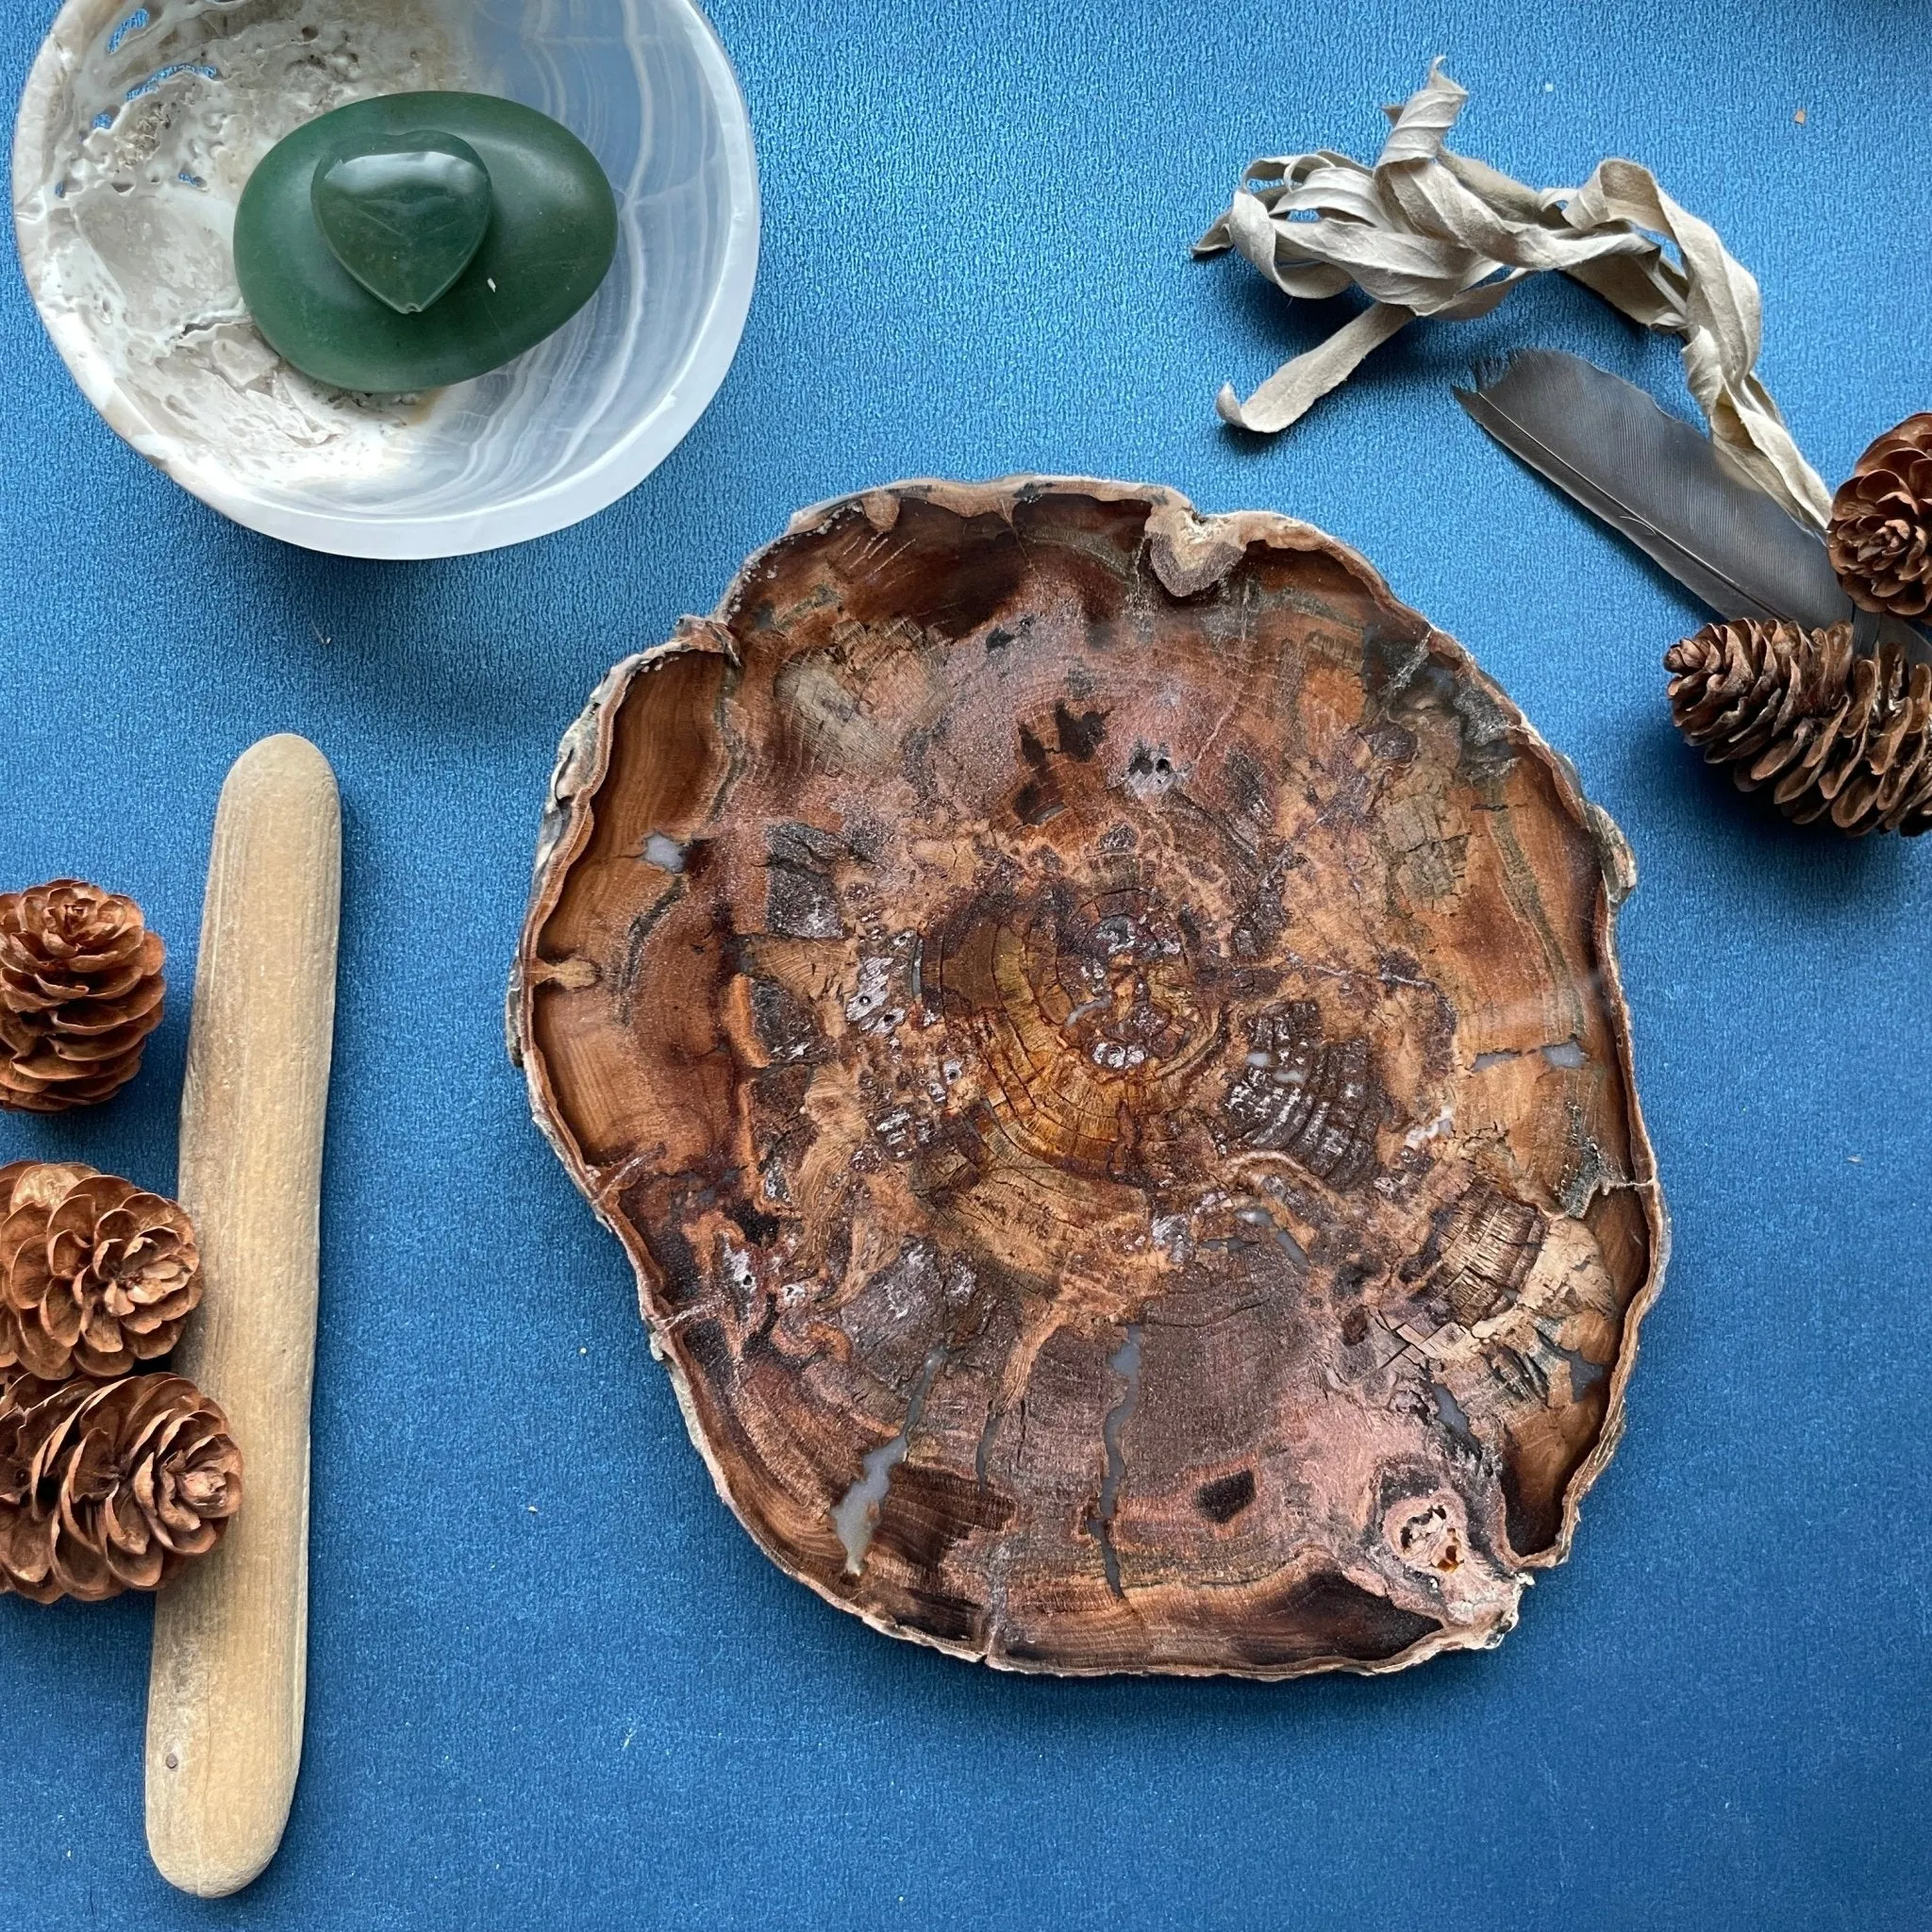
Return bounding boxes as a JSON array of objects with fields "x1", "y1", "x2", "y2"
[
  {"x1": 0, "y1": 1369, "x2": 241, "y2": 1603},
  {"x1": 1827, "y1": 414, "x2": 1932, "y2": 618},
  {"x1": 0, "y1": 1160, "x2": 202, "y2": 1380},
  {"x1": 1662, "y1": 619, "x2": 1932, "y2": 836},
  {"x1": 0, "y1": 879, "x2": 166, "y2": 1112}
]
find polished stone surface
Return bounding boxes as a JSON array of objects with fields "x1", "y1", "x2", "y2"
[
  {"x1": 235, "y1": 92, "x2": 616, "y2": 393},
  {"x1": 311, "y1": 131, "x2": 494, "y2": 318}
]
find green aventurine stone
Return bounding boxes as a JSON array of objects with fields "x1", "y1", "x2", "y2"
[
  {"x1": 312, "y1": 131, "x2": 493, "y2": 316},
  {"x1": 235, "y1": 92, "x2": 618, "y2": 393}
]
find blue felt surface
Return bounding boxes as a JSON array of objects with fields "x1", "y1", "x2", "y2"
[{"x1": 3, "y1": 3, "x2": 1930, "y2": 1927}]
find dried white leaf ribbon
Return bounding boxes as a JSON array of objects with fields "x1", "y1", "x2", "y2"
[{"x1": 1197, "y1": 60, "x2": 1833, "y2": 530}]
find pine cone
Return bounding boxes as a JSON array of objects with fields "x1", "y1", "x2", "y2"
[
  {"x1": 1827, "y1": 415, "x2": 1932, "y2": 618},
  {"x1": 0, "y1": 1160, "x2": 202, "y2": 1380},
  {"x1": 1662, "y1": 619, "x2": 1932, "y2": 835},
  {"x1": 0, "y1": 879, "x2": 166, "y2": 1112},
  {"x1": 0, "y1": 1369, "x2": 241, "y2": 1603}
]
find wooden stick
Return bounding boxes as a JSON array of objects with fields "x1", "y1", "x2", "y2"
[{"x1": 145, "y1": 736, "x2": 341, "y2": 1898}]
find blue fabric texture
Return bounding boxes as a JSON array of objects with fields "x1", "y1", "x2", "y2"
[{"x1": 2, "y1": 3, "x2": 1928, "y2": 1926}]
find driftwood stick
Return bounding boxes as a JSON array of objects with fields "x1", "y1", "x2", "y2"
[{"x1": 145, "y1": 736, "x2": 341, "y2": 1897}]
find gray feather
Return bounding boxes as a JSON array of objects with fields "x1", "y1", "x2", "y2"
[{"x1": 1453, "y1": 348, "x2": 1852, "y2": 630}]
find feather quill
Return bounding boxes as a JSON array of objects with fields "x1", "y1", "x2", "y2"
[{"x1": 1454, "y1": 349, "x2": 1852, "y2": 629}]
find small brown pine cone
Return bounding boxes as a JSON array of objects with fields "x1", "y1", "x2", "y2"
[
  {"x1": 0, "y1": 879, "x2": 166, "y2": 1112},
  {"x1": 0, "y1": 1160, "x2": 202, "y2": 1379},
  {"x1": 1662, "y1": 618, "x2": 1932, "y2": 835},
  {"x1": 1827, "y1": 414, "x2": 1932, "y2": 618},
  {"x1": 0, "y1": 1369, "x2": 241, "y2": 1603}
]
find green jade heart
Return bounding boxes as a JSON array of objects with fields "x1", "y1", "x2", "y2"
[
  {"x1": 312, "y1": 132, "x2": 493, "y2": 316},
  {"x1": 234, "y1": 92, "x2": 618, "y2": 393}
]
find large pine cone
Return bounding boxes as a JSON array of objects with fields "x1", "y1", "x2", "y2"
[
  {"x1": 1662, "y1": 619, "x2": 1932, "y2": 835},
  {"x1": 0, "y1": 879, "x2": 167, "y2": 1112},
  {"x1": 1827, "y1": 414, "x2": 1932, "y2": 618},
  {"x1": 0, "y1": 1369, "x2": 241, "y2": 1603},
  {"x1": 0, "y1": 1161, "x2": 202, "y2": 1380}
]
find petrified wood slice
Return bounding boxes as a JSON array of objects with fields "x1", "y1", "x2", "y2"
[{"x1": 511, "y1": 478, "x2": 1667, "y2": 1678}]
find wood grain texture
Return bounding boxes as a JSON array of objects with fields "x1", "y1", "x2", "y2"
[
  {"x1": 146, "y1": 735, "x2": 340, "y2": 1895},
  {"x1": 511, "y1": 479, "x2": 1668, "y2": 1678}
]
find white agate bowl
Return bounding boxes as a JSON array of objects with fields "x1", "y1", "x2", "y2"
[{"x1": 11, "y1": 0, "x2": 759, "y2": 558}]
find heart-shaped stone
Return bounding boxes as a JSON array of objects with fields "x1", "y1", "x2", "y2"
[{"x1": 311, "y1": 130, "x2": 493, "y2": 315}]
